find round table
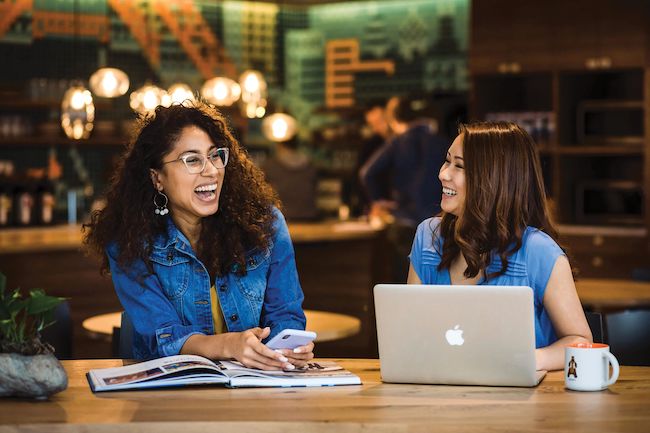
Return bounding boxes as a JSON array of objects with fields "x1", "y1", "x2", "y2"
[
  {"x1": 575, "y1": 278, "x2": 650, "y2": 311},
  {"x1": 83, "y1": 309, "x2": 361, "y2": 343}
]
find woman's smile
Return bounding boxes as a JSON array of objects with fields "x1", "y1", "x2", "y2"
[{"x1": 194, "y1": 182, "x2": 219, "y2": 202}]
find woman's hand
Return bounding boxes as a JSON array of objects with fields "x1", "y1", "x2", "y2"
[
  {"x1": 274, "y1": 341, "x2": 315, "y2": 369},
  {"x1": 224, "y1": 327, "x2": 295, "y2": 371}
]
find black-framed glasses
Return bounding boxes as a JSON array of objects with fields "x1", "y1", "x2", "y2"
[{"x1": 162, "y1": 148, "x2": 229, "y2": 174}]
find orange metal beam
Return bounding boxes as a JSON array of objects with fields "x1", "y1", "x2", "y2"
[
  {"x1": 107, "y1": 0, "x2": 160, "y2": 68},
  {"x1": 153, "y1": 0, "x2": 237, "y2": 80},
  {"x1": 0, "y1": 0, "x2": 33, "y2": 40}
]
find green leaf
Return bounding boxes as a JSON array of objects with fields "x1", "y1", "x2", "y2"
[
  {"x1": 6, "y1": 297, "x2": 27, "y2": 319},
  {"x1": 26, "y1": 291, "x2": 64, "y2": 315},
  {"x1": 0, "y1": 274, "x2": 64, "y2": 348}
]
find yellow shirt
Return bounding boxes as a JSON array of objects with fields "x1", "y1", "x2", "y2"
[{"x1": 209, "y1": 285, "x2": 226, "y2": 335}]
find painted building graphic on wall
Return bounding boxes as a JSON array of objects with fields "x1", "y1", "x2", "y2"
[{"x1": 1, "y1": 0, "x2": 468, "y2": 111}]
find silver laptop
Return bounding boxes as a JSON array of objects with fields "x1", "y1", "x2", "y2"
[{"x1": 374, "y1": 284, "x2": 546, "y2": 387}]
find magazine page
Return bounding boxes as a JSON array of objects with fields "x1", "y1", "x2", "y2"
[
  {"x1": 217, "y1": 360, "x2": 362, "y2": 388},
  {"x1": 88, "y1": 355, "x2": 228, "y2": 392}
]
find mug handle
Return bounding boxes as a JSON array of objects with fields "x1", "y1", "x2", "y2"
[{"x1": 605, "y1": 352, "x2": 620, "y2": 387}]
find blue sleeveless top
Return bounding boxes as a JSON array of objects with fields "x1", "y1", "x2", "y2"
[{"x1": 409, "y1": 217, "x2": 564, "y2": 348}]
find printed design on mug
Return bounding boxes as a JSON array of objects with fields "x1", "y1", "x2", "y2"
[{"x1": 567, "y1": 356, "x2": 578, "y2": 379}]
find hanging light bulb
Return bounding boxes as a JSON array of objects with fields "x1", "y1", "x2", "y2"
[
  {"x1": 201, "y1": 77, "x2": 241, "y2": 106},
  {"x1": 61, "y1": 85, "x2": 95, "y2": 140},
  {"x1": 239, "y1": 70, "x2": 266, "y2": 102},
  {"x1": 89, "y1": 67, "x2": 130, "y2": 98},
  {"x1": 239, "y1": 70, "x2": 267, "y2": 119},
  {"x1": 262, "y1": 113, "x2": 298, "y2": 142},
  {"x1": 168, "y1": 83, "x2": 195, "y2": 105},
  {"x1": 129, "y1": 83, "x2": 167, "y2": 114},
  {"x1": 243, "y1": 100, "x2": 267, "y2": 119}
]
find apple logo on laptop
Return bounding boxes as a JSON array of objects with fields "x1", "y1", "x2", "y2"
[{"x1": 445, "y1": 325, "x2": 464, "y2": 346}]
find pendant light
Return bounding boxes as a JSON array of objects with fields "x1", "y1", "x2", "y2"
[
  {"x1": 89, "y1": 67, "x2": 130, "y2": 98},
  {"x1": 167, "y1": 83, "x2": 195, "y2": 105},
  {"x1": 88, "y1": 5, "x2": 129, "y2": 98},
  {"x1": 239, "y1": 70, "x2": 267, "y2": 119},
  {"x1": 60, "y1": 0, "x2": 94, "y2": 140},
  {"x1": 129, "y1": 83, "x2": 168, "y2": 115},
  {"x1": 262, "y1": 113, "x2": 297, "y2": 142},
  {"x1": 61, "y1": 85, "x2": 95, "y2": 140},
  {"x1": 201, "y1": 76, "x2": 241, "y2": 107}
]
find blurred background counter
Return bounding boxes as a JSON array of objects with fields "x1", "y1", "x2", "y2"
[{"x1": 0, "y1": 220, "x2": 388, "y2": 359}]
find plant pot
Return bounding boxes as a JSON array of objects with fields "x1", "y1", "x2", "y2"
[{"x1": 0, "y1": 353, "x2": 68, "y2": 400}]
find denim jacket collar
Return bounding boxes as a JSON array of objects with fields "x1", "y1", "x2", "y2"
[{"x1": 150, "y1": 216, "x2": 194, "y2": 256}]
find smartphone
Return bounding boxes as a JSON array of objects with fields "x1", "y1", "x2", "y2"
[{"x1": 266, "y1": 329, "x2": 317, "y2": 350}]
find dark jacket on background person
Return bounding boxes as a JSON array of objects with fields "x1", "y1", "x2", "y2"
[{"x1": 361, "y1": 122, "x2": 448, "y2": 227}]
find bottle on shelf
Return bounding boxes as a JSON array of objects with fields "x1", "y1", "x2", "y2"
[
  {"x1": 35, "y1": 176, "x2": 56, "y2": 225},
  {"x1": 12, "y1": 175, "x2": 35, "y2": 227},
  {"x1": 0, "y1": 161, "x2": 14, "y2": 228}
]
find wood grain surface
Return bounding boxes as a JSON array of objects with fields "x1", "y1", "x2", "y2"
[{"x1": 1, "y1": 359, "x2": 649, "y2": 433}]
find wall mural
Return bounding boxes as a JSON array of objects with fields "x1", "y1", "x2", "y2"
[
  {"x1": 1, "y1": 0, "x2": 468, "y2": 111},
  {"x1": 325, "y1": 38, "x2": 394, "y2": 108},
  {"x1": 0, "y1": 0, "x2": 468, "y2": 219}
]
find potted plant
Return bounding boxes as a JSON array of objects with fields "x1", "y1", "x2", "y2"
[{"x1": 0, "y1": 272, "x2": 68, "y2": 399}]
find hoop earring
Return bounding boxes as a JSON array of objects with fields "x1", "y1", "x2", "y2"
[{"x1": 153, "y1": 191, "x2": 169, "y2": 216}]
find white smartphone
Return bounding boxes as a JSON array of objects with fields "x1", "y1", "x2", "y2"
[{"x1": 266, "y1": 329, "x2": 317, "y2": 350}]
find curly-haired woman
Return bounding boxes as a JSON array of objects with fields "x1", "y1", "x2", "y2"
[
  {"x1": 408, "y1": 122, "x2": 591, "y2": 371},
  {"x1": 84, "y1": 101, "x2": 313, "y2": 369}
]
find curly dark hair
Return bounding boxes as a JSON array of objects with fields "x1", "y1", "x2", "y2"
[
  {"x1": 83, "y1": 100, "x2": 279, "y2": 277},
  {"x1": 437, "y1": 121, "x2": 561, "y2": 280}
]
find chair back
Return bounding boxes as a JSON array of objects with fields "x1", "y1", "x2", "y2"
[
  {"x1": 40, "y1": 301, "x2": 73, "y2": 359},
  {"x1": 584, "y1": 311, "x2": 605, "y2": 344},
  {"x1": 606, "y1": 309, "x2": 650, "y2": 366},
  {"x1": 118, "y1": 311, "x2": 134, "y2": 359}
]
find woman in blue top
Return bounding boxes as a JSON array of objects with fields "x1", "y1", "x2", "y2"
[
  {"x1": 84, "y1": 101, "x2": 313, "y2": 370},
  {"x1": 408, "y1": 122, "x2": 591, "y2": 371}
]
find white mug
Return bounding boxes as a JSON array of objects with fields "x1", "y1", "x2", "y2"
[{"x1": 565, "y1": 343, "x2": 620, "y2": 391}]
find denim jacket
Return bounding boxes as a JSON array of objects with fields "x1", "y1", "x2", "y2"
[{"x1": 106, "y1": 208, "x2": 306, "y2": 359}]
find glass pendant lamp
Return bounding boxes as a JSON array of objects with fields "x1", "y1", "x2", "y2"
[
  {"x1": 89, "y1": 67, "x2": 129, "y2": 98},
  {"x1": 201, "y1": 76, "x2": 241, "y2": 106},
  {"x1": 262, "y1": 113, "x2": 297, "y2": 142},
  {"x1": 167, "y1": 83, "x2": 195, "y2": 105},
  {"x1": 239, "y1": 70, "x2": 267, "y2": 118},
  {"x1": 88, "y1": 4, "x2": 129, "y2": 98},
  {"x1": 129, "y1": 83, "x2": 168, "y2": 115},
  {"x1": 60, "y1": 0, "x2": 95, "y2": 139},
  {"x1": 61, "y1": 85, "x2": 95, "y2": 140}
]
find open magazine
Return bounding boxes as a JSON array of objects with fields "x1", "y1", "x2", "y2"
[{"x1": 86, "y1": 355, "x2": 361, "y2": 392}]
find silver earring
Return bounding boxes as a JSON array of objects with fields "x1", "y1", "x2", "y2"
[{"x1": 154, "y1": 191, "x2": 169, "y2": 215}]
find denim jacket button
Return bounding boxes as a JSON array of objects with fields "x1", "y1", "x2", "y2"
[
  {"x1": 229, "y1": 314, "x2": 238, "y2": 322},
  {"x1": 219, "y1": 284, "x2": 227, "y2": 292},
  {"x1": 167, "y1": 253, "x2": 173, "y2": 261}
]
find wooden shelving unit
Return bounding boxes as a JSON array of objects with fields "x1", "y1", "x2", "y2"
[
  {"x1": 470, "y1": 0, "x2": 649, "y2": 278},
  {"x1": 0, "y1": 135, "x2": 126, "y2": 147}
]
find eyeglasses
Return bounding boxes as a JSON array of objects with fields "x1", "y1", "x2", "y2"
[{"x1": 162, "y1": 148, "x2": 229, "y2": 174}]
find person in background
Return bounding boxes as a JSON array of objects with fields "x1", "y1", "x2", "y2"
[
  {"x1": 361, "y1": 95, "x2": 448, "y2": 281},
  {"x1": 408, "y1": 121, "x2": 592, "y2": 371},
  {"x1": 84, "y1": 101, "x2": 314, "y2": 369},
  {"x1": 261, "y1": 137, "x2": 319, "y2": 221},
  {"x1": 352, "y1": 99, "x2": 392, "y2": 216}
]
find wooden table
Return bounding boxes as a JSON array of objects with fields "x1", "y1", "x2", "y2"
[
  {"x1": 1, "y1": 359, "x2": 649, "y2": 432},
  {"x1": 576, "y1": 278, "x2": 650, "y2": 310},
  {"x1": 83, "y1": 310, "x2": 361, "y2": 343}
]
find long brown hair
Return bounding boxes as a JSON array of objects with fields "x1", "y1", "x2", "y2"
[
  {"x1": 437, "y1": 121, "x2": 560, "y2": 279},
  {"x1": 83, "y1": 100, "x2": 279, "y2": 277}
]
